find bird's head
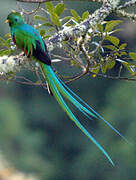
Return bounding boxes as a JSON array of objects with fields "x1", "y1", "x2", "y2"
[{"x1": 5, "y1": 11, "x2": 24, "y2": 27}]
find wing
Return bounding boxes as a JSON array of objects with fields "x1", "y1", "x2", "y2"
[
  {"x1": 33, "y1": 40, "x2": 51, "y2": 65},
  {"x1": 14, "y1": 29, "x2": 35, "y2": 55},
  {"x1": 14, "y1": 24, "x2": 51, "y2": 65}
]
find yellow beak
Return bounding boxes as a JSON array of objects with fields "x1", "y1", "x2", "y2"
[{"x1": 5, "y1": 19, "x2": 9, "y2": 23}]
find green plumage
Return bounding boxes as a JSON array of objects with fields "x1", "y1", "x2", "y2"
[{"x1": 6, "y1": 11, "x2": 127, "y2": 166}]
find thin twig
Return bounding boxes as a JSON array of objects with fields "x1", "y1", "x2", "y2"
[
  {"x1": 64, "y1": 72, "x2": 87, "y2": 83},
  {"x1": 17, "y1": 1, "x2": 41, "y2": 15},
  {"x1": 96, "y1": 73, "x2": 136, "y2": 82},
  {"x1": 51, "y1": 54, "x2": 71, "y2": 61}
]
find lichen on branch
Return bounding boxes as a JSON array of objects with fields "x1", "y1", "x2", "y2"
[{"x1": 1, "y1": 0, "x2": 136, "y2": 83}]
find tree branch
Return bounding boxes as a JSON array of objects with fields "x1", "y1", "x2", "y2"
[
  {"x1": 17, "y1": 0, "x2": 102, "y2": 3},
  {"x1": 118, "y1": 0, "x2": 136, "y2": 10},
  {"x1": 47, "y1": 0, "x2": 117, "y2": 50},
  {"x1": 2, "y1": 0, "x2": 136, "y2": 85}
]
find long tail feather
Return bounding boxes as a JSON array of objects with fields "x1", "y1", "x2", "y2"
[
  {"x1": 39, "y1": 62, "x2": 119, "y2": 165},
  {"x1": 46, "y1": 66, "x2": 128, "y2": 143},
  {"x1": 59, "y1": 77, "x2": 129, "y2": 143}
]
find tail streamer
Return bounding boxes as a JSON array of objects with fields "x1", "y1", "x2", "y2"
[{"x1": 39, "y1": 62, "x2": 127, "y2": 166}]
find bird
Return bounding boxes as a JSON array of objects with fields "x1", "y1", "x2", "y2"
[{"x1": 5, "y1": 11, "x2": 126, "y2": 166}]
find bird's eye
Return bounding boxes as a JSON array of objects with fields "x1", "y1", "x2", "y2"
[{"x1": 15, "y1": 18, "x2": 18, "y2": 22}]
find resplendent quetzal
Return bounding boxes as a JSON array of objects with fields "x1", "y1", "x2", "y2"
[{"x1": 6, "y1": 11, "x2": 126, "y2": 165}]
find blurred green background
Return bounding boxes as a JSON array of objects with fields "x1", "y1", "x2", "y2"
[{"x1": 1, "y1": 0, "x2": 136, "y2": 180}]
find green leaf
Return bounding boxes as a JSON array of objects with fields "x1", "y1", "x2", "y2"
[
  {"x1": 7, "y1": 38, "x2": 12, "y2": 44},
  {"x1": 40, "y1": 29, "x2": 46, "y2": 37},
  {"x1": 70, "y1": 9, "x2": 81, "y2": 23},
  {"x1": 105, "y1": 20, "x2": 122, "y2": 32},
  {"x1": 103, "y1": 45, "x2": 116, "y2": 50},
  {"x1": 107, "y1": 60, "x2": 115, "y2": 69},
  {"x1": 42, "y1": 23, "x2": 53, "y2": 27},
  {"x1": 97, "y1": 24, "x2": 103, "y2": 32},
  {"x1": 43, "y1": 35, "x2": 52, "y2": 39},
  {"x1": 70, "y1": 60, "x2": 81, "y2": 68},
  {"x1": 0, "y1": 37, "x2": 6, "y2": 44},
  {"x1": 4, "y1": 33, "x2": 11, "y2": 39},
  {"x1": 101, "y1": 59, "x2": 115, "y2": 73},
  {"x1": 37, "y1": 22, "x2": 53, "y2": 28},
  {"x1": 45, "y1": 2, "x2": 54, "y2": 13},
  {"x1": 91, "y1": 64, "x2": 100, "y2": 74},
  {"x1": 50, "y1": 12, "x2": 61, "y2": 27},
  {"x1": 82, "y1": 11, "x2": 89, "y2": 20},
  {"x1": 0, "y1": 36, "x2": 11, "y2": 48},
  {"x1": 129, "y1": 66, "x2": 135, "y2": 75},
  {"x1": 109, "y1": 28, "x2": 123, "y2": 34},
  {"x1": 129, "y1": 52, "x2": 136, "y2": 60},
  {"x1": 0, "y1": 49, "x2": 11, "y2": 56},
  {"x1": 55, "y1": 3, "x2": 65, "y2": 16},
  {"x1": 123, "y1": 62, "x2": 135, "y2": 75},
  {"x1": 119, "y1": 43, "x2": 127, "y2": 50},
  {"x1": 101, "y1": 64, "x2": 107, "y2": 74},
  {"x1": 120, "y1": 52, "x2": 127, "y2": 56},
  {"x1": 61, "y1": 16, "x2": 72, "y2": 22},
  {"x1": 35, "y1": 80, "x2": 41, "y2": 85},
  {"x1": 34, "y1": 15, "x2": 48, "y2": 21},
  {"x1": 105, "y1": 35, "x2": 120, "y2": 46},
  {"x1": 48, "y1": 27, "x2": 56, "y2": 32}
]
